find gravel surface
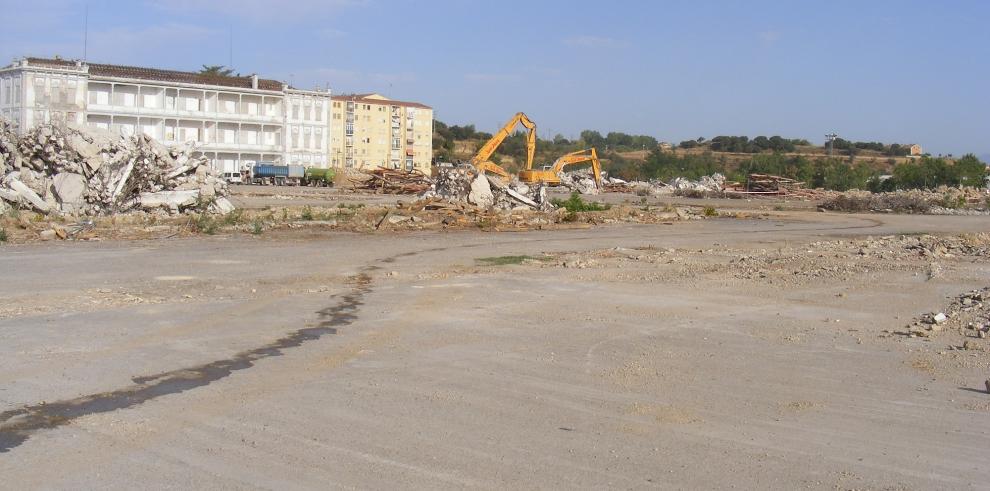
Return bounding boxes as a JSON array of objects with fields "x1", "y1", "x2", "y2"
[{"x1": 1, "y1": 212, "x2": 989, "y2": 489}]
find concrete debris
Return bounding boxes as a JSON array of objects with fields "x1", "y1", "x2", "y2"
[
  {"x1": 670, "y1": 173, "x2": 726, "y2": 193},
  {"x1": 906, "y1": 287, "x2": 990, "y2": 340},
  {"x1": 468, "y1": 173, "x2": 495, "y2": 208},
  {"x1": 615, "y1": 173, "x2": 727, "y2": 197},
  {"x1": 558, "y1": 168, "x2": 602, "y2": 195},
  {"x1": 137, "y1": 190, "x2": 201, "y2": 211},
  {"x1": 421, "y1": 166, "x2": 555, "y2": 211},
  {"x1": 813, "y1": 233, "x2": 990, "y2": 260},
  {"x1": 822, "y1": 187, "x2": 990, "y2": 215},
  {"x1": 0, "y1": 120, "x2": 230, "y2": 216},
  {"x1": 7, "y1": 179, "x2": 50, "y2": 213}
]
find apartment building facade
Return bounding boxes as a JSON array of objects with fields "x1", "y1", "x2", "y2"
[
  {"x1": 329, "y1": 93, "x2": 432, "y2": 172},
  {"x1": 0, "y1": 57, "x2": 331, "y2": 173}
]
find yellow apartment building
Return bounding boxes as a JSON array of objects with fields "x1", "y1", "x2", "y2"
[{"x1": 329, "y1": 93, "x2": 433, "y2": 172}]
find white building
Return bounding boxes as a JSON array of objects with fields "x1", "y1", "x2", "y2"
[{"x1": 0, "y1": 57, "x2": 332, "y2": 173}]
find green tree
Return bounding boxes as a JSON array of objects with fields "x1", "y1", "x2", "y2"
[
  {"x1": 580, "y1": 130, "x2": 606, "y2": 148},
  {"x1": 200, "y1": 65, "x2": 235, "y2": 77},
  {"x1": 954, "y1": 154, "x2": 988, "y2": 187}
]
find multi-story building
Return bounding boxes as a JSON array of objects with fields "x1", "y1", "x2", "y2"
[
  {"x1": 0, "y1": 57, "x2": 332, "y2": 173},
  {"x1": 329, "y1": 93, "x2": 433, "y2": 172}
]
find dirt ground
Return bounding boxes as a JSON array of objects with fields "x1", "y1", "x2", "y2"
[{"x1": 0, "y1": 202, "x2": 989, "y2": 488}]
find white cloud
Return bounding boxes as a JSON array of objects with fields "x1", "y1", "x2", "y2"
[
  {"x1": 563, "y1": 36, "x2": 623, "y2": 48},
  {"x1": 317, "y1": 28, "x2": 347, "y2": 39},
  {"x1": 146, "y1": 0, "x2": 365, "y2": 22},
  {"x1": 279, "y1": 67, "x2": 417, "y2": 92},
  {"x1": 84, "y1": 23, "x2": 221, "y2": 66},
  {"x1": 463, "y1": 73, "x2": 521, "y2": 83},
  {"x1": 758, "y1": 31, "x2": 781, "y2": 44}
]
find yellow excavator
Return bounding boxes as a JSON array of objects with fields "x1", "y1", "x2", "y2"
[
  {"x1": 469, "y1": 112, "x2": 537, "y2": 179},
  {"x1": 519, "y1": 148, "x2": 604, "y2": 189}
]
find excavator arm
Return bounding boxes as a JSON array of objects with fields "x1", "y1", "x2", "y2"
[
  {"x1": 470, "y1": 112, "x2": 537, "y2": 178},
  {"x1": 520, "y1": 148, "x2": 603, "y2": 189}
]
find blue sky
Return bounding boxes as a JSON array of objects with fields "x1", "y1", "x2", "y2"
[{"x1": 1, "y1": 0, "x2": 988, "y2": 157}]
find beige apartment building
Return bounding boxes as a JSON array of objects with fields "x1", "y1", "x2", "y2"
[{"x1": 330, "y1": 93, "x2": 432, "y2": 172}]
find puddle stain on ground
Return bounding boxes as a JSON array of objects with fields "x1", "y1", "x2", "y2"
[{"x1": 0, "y1": 272, "x2": 373, "y2": 453}]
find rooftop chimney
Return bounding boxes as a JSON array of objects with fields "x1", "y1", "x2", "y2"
[{"x1": 250, "y1": 74, "x2": 258, "y2": 89}]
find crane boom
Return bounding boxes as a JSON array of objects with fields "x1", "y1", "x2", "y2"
[{"x1": 470, "y1": 112, "x2": 537, "y2": 178}]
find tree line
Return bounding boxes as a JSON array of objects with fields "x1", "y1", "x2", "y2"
[
  {"x1": 608, "y1": 151, "x2": 987, "y2": 192},
  {"x1": 432, "y1": 120, "x2": 987, "y2": 191}
]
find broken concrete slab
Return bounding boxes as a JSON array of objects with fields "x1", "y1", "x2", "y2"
[
  {"x1": 52, "y1": 172, "x2": 87, "y2": 212},
  {"x1": 9, "y1": 179, "x2": 51, "y2": 213},
  {"x1": 210, "y1": 197, "x2": 236, "y2": 215},
  {"x1": 138, "y1": 189, "x2": 200, "y2": 210},
  {"x1": 468, "y1": 174, "x2": 495, "y2": 208}
]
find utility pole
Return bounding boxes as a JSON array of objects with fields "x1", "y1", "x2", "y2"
[{"x1": 825, "y1": 132, "x2": 838, "y2": 157}]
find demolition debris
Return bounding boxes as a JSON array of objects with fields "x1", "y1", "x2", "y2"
[
  {"x1": 0, "y1": 120, "x2": 232, "y2": 216},
  {"x1": 421, "y1": 166, "x2": 555, "y2": 211},
  {"x1": 905, "y1": 288, "x2": 990, "y2": 343},
  {"x1": 358, "y1": 168, "x2": 433, "y2": 194}
]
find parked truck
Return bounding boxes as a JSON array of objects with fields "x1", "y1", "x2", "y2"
[
  {"x1": 248, "y1": 163, "x2": 306, "y2": 186},
  {"x1": 302, "y1": 167, "x2": 335, "y2": 187}
]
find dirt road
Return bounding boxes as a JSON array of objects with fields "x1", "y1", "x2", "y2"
[{"x1": 1, "y1": 212, "x2": 988, "y2": 489}]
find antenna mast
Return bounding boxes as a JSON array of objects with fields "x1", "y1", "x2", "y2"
[
  {"x1": 825, "y1": 132, "x2": 838, "y2": 157},
  {"x1": 83, "y1": 4, "x2": 89, "y2": 61}
]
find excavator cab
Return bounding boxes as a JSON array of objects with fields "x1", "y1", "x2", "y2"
[{"x1": 519, "y1": 147, "x2": 603, "y2": 190}]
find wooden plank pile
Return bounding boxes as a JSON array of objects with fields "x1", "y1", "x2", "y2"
[
  {"x1": 729, "y1": 173, "x2": 824, "y2": 198},
  {"x1": 358, "y1": 167, "x2": 433, "y2": 194},
  {"x1": 746, "y1": 174, "x2": 804, "y2": 194}
]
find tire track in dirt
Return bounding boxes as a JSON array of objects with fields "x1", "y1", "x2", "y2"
[{"x1": 0, "y1": 216, "x2": 882, "y2": 453}]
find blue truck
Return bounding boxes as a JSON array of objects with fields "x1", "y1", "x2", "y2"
[{"x1": 249, "y1": 163, "x2": 306, "y2": 186}]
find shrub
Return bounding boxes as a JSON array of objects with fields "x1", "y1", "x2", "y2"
[
  {"x1": 703, "y1": 206, "x2": 718, "y2": 217},
  {"x1": 190, "y1": 214, "x2": 219, "y2": 235},
  {"x1": 552, "y1": 192, "x2": 611, "y2": 212}
]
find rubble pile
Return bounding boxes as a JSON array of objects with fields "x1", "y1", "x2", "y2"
[
  {"x1": 359, "y1": 167, "x2": 433, "y2": 194},
  {"x1": 559, "y1": 168, "x2": 605, "y2": 195},
  {"x1": 809, "y1": 233, "x2": 990, "y2": 261},
  {"x1": 669, "y1": 173, "x2": 726, "y2": 196},
  {"x1": 822, "y1": 188, "x2": 990, "y2": 214},
  {"x1": 0, "y1": 122, "x2": 231, "y2": 216},
  {"x1": 0, "y1": 119, "x2": 18, "y2": 176},
  {"x1": 617, "y1": 173, "x2": 726, "y2": 197},
  {"x1": 421, "y1": 166, "x2": 555, "y2": 211},
  {"x1": 904, "y1": 288, "x2": 989, "y2": 344}
]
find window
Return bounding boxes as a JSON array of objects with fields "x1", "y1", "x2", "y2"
[{"x1": 293, "y1": 105, "x2": 300, "y2": 119}]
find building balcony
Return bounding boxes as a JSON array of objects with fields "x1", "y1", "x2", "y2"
[
  {"x1": 88, "y1": 104, "x2": 282, "y2": 124},
  {"x1": 194, "y1": 141, "x2": 282, "y2": 153}
]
